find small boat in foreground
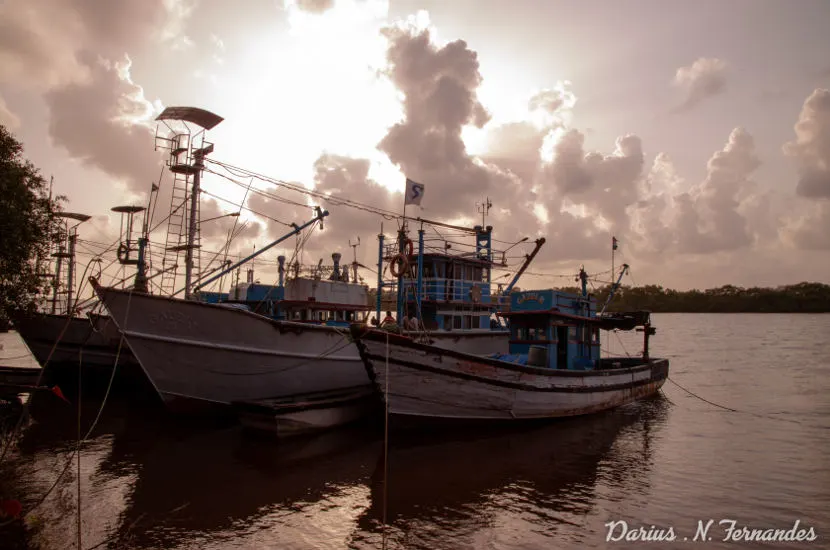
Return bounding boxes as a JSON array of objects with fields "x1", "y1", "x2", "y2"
[{"x1": 350, "y1": 285, "x2": 668, "y2": 422}]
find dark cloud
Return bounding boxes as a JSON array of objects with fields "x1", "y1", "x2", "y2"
[
  {"x1": 295, "y1": 0, "x2": 334, "y2": 14},
  {"x1": 672, "y1": 57, "x2": 728, "y2": 112},
  {"x1": 0, "y1": 0, "x2": 186, "y2": 88},
  {"x1": 784, "y1": 88, "x2": 830, "y2": 199},
  {"x1": 44, "y1": 53, "x2": 163, "y2": 194}
]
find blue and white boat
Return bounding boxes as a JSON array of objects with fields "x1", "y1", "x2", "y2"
[{"x1": 351, "y1": 274, "x2": 668, "y2": 422}]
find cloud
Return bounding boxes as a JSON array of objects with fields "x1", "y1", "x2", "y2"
[
  {"x1": 377, "y1": 22, "x2": 504, "y2": 218},
  {"x1": 678, "y1": 127, "x2": 761, "y2": 253},
  {"x1": 781, "y1": 202, "x2": 830, "y2": 250},
  {"x1": 0, "y1": 0, "x2": 190, "y2": 90},
  {"x1": 44, "y1": 53, "x2": 163, "y2": 195},
  {"x1": 780, "y1": 88, "x2": 830, "y2": 249},
  {"x1": 0, "y1": 95, "x2": 20, "y2": 130},
  {"x1": 628, "y1": 128, "x2": 762, "y2": 255},
  {"x1": 672, "y1": 57, "x2": 728, "y2": 112},
  {"x1": 783, "y1": 88, "x2": 830, "y2": 199},
  {"x1": 540, "y1": 131, "x2": 645, "y2": 231},
  {"x1": 292, "y1": 0, "x2": 335, "y2": 14},
  {"x1": 371, "y1": 20, "x2": 653, "y2": 264}
]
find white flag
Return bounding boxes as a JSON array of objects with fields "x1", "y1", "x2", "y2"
[{"x1": 404, "y1": 178, "x2": 425, "y2": 206}]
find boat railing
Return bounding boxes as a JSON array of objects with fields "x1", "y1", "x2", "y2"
[{"x1": 400, "y1": 278, "x2": 494, "y2": 304}]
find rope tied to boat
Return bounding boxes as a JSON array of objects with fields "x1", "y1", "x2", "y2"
[{"x1": 666, "y1": 376, "x2": 803, "y2": 425}]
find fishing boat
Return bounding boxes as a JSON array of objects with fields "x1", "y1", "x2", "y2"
[
  {"x1": 12, "y1": 207, "x2": 153, "y2": 394},
  {"x1": 351, "y1": 268, "x2": 669, "y2": 422},
  {"x1": 91, "y1": 230, "x2": 379, "y2": 412}
]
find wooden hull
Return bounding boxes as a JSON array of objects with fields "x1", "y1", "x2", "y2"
[
  {"x1": 402, "y1": 328, "x2": 508, "y2": 355},
  {"x1": 13, "y1": 313, "x2": 146, "y2": 396},
  {"x1": 92, "y1": 283, "x2": 372, "y2": 408},
  {"x1": 352, "y1": 328, "x2": 669, "y2": 421},
  {"x1": 14, "y1": 313, "x2": 136, "y2": 369}
]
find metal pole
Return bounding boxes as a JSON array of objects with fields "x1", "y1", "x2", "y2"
[
  {"x1": 133, "y1": 237, "x2": 149, "y2": 293},
  {"x1": 416, "y1": 228, "x2": 424, "y2": 320},
  {"x1": 376, "y1": 233, "x2": 384, "y2": 323},
  {"x1": 184, "y1": 150, "x2": 204, "y2": 300},
  {"x1": 395, "y1": 228, "x2": 406, "y2": 325},
  {"x1": 51, "y1": 234, "x2": 64, "y2": 315},
  {"x1": 67, "y1": 231, "x2": 77, "y2": 313}
]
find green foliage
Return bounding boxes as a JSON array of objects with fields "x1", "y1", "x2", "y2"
[
  {"x1": 0, "y1": 125, "x2": 64, "y2": 323},
  {"x1": 561, "y1": 282, "x2": 830, "y2": 313}
]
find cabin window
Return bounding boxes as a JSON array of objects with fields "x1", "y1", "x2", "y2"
[{"x1": 453, "y1": 315, "x2": 462, "y2": 329}]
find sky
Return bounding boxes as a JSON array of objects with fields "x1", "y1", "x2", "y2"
[{"x1": 1, "y1": 0, "x2": 829, "y2": 292}]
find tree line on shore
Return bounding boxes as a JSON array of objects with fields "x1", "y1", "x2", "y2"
[{"x1": 557, "y1": 282, "x2": 830, "y2": 313}]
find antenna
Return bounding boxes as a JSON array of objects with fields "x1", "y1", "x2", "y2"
[
  {"x1": 349, "y1": 237, "x2": 361, "y2": 283},
  {"x1": 476, "y1": 196, "x2": 492, "y2": 226}
]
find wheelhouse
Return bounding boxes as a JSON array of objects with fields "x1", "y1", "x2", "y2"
[{"x1": 499, "y1": 289, "x2": 600, "y2": 370}]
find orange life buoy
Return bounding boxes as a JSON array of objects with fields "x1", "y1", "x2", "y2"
[{"x1": 389, "y1": 253, "x2": 409, "y2": 278}]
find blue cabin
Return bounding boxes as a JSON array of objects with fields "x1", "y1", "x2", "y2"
[{"x1": 492, "y1": 289, "x2": 601, "y2": 370}]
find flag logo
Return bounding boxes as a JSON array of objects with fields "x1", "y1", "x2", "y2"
[
  {"x1": 612, "y1": 236, "x2": 619, "y2": 251},
  {"x1": 405, "y1": 178, "x2": 425, "y2": 206}
]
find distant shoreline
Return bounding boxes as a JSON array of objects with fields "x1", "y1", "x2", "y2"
[{"x1": 560, "y1": 282, "x2": 830, "y2": 315}]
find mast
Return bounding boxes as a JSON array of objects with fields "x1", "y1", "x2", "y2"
[
  {"x1": 184, "y1": 144, "x2": 211, "y2": 299},
  {"x1": 153, "y1": 106, "x2": 224, "y2": 299},
  {"x1": 53, "y1": 212, "x2": 91, "y2": 314}
]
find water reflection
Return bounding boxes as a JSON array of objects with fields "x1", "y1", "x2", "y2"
[
  {"x1": 107, "y1": 418, "x2": 381, "y2": 549},
  {"x1": 1, "y1": 391, "x2": 670, "y2": 549},
  {"x1": 352, "y1": 397, "x2": 670, "y2": 549}
]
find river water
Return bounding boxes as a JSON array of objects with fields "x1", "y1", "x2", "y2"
[{"x1": 0, "y1": 314, "x2": 828, "y2": 549}]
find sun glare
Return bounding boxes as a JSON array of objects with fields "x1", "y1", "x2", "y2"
[{"x1": 217, "y1": 0, "x2": 400, "y2": 189}]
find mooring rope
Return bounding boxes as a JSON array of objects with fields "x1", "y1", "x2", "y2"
[{"x1": 666, "y1": 376, "x2": 803, "y2": 425}]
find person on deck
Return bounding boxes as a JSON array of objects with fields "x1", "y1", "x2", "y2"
[{"x1": 381, "y1": 311, "x2": 396, "y2": 326}]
